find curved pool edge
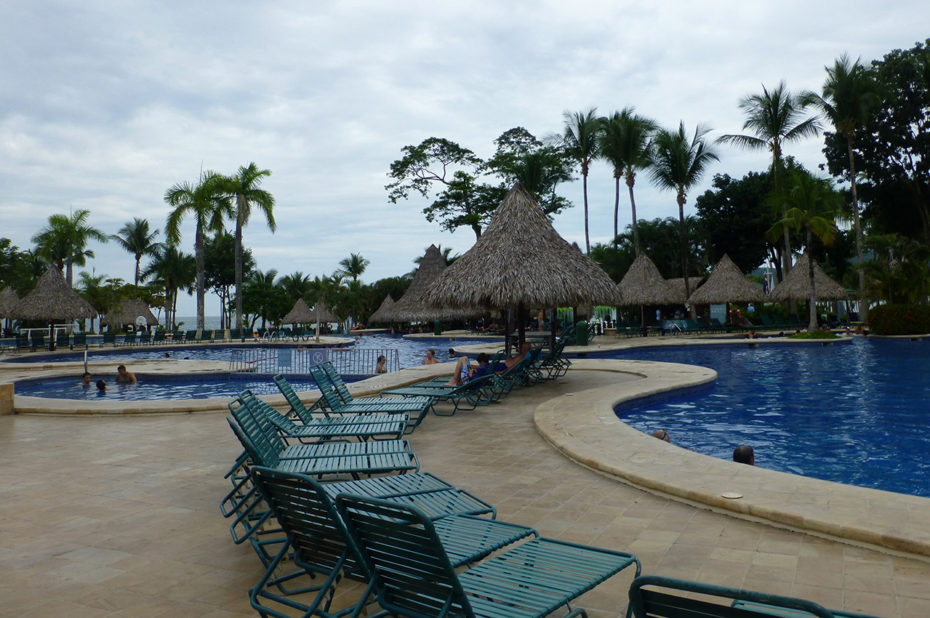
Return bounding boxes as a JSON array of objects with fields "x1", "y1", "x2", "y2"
[{"x1": 534, "y1": 358, "x2": 930, "y2": 562}]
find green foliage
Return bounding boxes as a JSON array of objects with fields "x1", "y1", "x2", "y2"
[
  {"x1": 32, "y1": 209, "x2": 108, "y2": 286},
  {"x1": 862, "y1": 234, "x2": 930, "y2": 304},
  {"x1": 110, "y1": 218, "x2": 160, "y2": 286},
  {"x1": 591, "y1": 217, "x2": 707, "y2": 281},
  {"x1": 869, "y1": 304, "x2": 930, "y2": 335},
  {"x1": 790, "y1": 330, "x2": 840, "y2": 339},
  {"x1": 695, "y1": 172, "x2": 773, "y2": 271},
  {"x1": 204, "y1": 232, "x2": 254, "y2": 327},
  {"x1": 0, "y1": 238, "x2": 40, "y2": 294}
]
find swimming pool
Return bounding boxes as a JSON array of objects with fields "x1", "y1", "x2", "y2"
[{"x1": 606, "y1": 338, "x2": 930, "y2": 498}]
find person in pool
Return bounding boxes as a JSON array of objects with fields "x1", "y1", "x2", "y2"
[
  {"x1": 652, "y1": 429, "x2": 671, "y2": 442},
  {"x1": 115, "y1": 364, "x2": 137, "y2": 384},
  {"x1": 422, "y1": 349, "x2": 439, "y2": 365},
  {"x1": 96, "y1": 379, "x2": 107, "y2": 394},
  {"x1": 375, "y1": 355, "x2": 387, "y2": 374},
  {"x1": 733, "y1": 445, "x2": 754, "y2": 465},
  {"x1": 80, "y1": 372, "x2": 92, "y2": 387}
]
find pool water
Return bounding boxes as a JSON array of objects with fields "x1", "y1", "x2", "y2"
[{"x1": 606, "y1": 338, "x2": 930, "y2": 497}]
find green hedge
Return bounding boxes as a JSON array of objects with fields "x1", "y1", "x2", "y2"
[{"x1": 868, "y1": 304, "x2": 930, "y2": 335}]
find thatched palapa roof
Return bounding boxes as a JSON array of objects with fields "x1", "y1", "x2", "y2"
[
  {"x1": 687, "y1": 254, "x2": 765, "y2": 305},
  {"x1": 615, "y1": 254, "x2": 679, "y2": 306},
  {"x1": 666, "y1": 277, "x2": 706, "y2": 303},
  {"x1": 769, "y1": 253, "x2": 847, "y2": 301},
  {"x1": 391, "y1": 245, "x2": 479, "y2": 321},
  {"x1": 102, "y1": 299, "x2": 158, "y2": 327},
  {"x1": 424, "y1": 184, "x2": 621, "y2": 310},
  {"x1": 368, "y1": 294, "x2": 395, "y2": 324},
  {"x1": 0, "y1": 286, "x2": 19, "y2": 318},
  {"x1": 281, "y1": 298, "x2": 315, "y2": 324},
  {"x1": 310, "y1": 301, "x2": 338, "y2": 323},
  {"x1": 10, "y1": 265, "x2": 97, "y2": 321}
]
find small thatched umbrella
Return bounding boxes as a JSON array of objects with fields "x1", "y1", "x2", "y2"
[
  {"x1": 769, "y1": 253, "x2": 847, "y2": 302},
  {"x1": 102, "y1": 299, "x2": 158, "y2": 329},
  {"x1": 281, "y1": 298, "x2": 315, "y2": 324},
  {"x1": 308, "y1": 301, "x2": 338, "y2": 342},
  {"x1": 10, "y1": 265, "x2": 97, "y2": 350},
  {"x1": 687, "y1": 254, "x2": 765, "y2": 305},
  {"x1": 424, "y1": 183, "x2": 621, "y2": 349},
  {"x1": 616, "y1": 254, "x2": 680, "y2": 329},
  {"x1": 0, "y1": 286, "x2": 19, "y2": 333},
  {"x1": 390, "y1": 245, "x2": 452, "y2": 322},
  {"x1": 666, "y1": 277, "x2": 707, "y2": 303},
  {"x1": 368, "y1": 294, "x2": 395, "y2": 324}
]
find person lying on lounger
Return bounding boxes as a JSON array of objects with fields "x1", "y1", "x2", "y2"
[{"x1": 445, "y1": 352, "x2": 492, "y2": 386}]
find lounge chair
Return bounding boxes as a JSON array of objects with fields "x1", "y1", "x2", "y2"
[
  {"x1": 197, "y1": 329, "x2": 212, "y2": 343},
  {"x1": 55, "y1": 331, "x2": 70, "y2": 348},
  {"x1": 122, "y1": 332, "x2": 136, "y2": 346},
  {"x1": 318, "y1": 361, "x2": 433, "y2": 411},
  {"x1": 31, "y1": 332, "x2": 45, "y2": 350},
  {"x1": 247, "y1": 466, "x2": 537, "y2": 617},
  {"x1": 152, "y1": 330, "x2": 166, "y2": 344},
  {"x1": 336, "y1": 494, "x2": 641, "y2": 618},
  {"x1": 15, "y1": 333, "x2": 29, "y2": 350},
  {"x1": 628, "y1": 575, "x2": 873, "y2": 618},
  {"x1": 185, "y1": 329, "x2": 197, "y2": 342},
  {"x1": 73, "y1": 333, "x2": 87, "y2": 348},
  {"x1": 138, "y1": 331, "x2": 151, "y2": 345},
  {"x1": 379, "y1": 373, "x2": 497, "y2": 416},
  {"x1": 102, "y1": 332, "x2": 116, "y2": 346}
]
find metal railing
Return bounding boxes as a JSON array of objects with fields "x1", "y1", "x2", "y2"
[{"x1": 229, "y1": 347, "x2": 400, "y2": 377}]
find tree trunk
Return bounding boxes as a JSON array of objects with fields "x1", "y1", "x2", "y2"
[
  {"x1": 583, "y1": 165, "x2": 590, "y2": 255},
  {"x1": 807, "y1": 233, "x2": 818, "y2": 333},
  {"x1": 847, "y1": 139, "x2": 868, "y2": 323},
  {"x1": 234, "y1": 199, "x2": 244, "y2": 330},
  {"x1": 613, "y1": 173, "x2": 620, "y2": 247},
  {"x1": 195, "y1": 225, "x2": 205, "y2": 330},
  {"x1": 677, "y1": 193, "x2": 691, "y2": 300},
  {"x1": 627, "y1": 173, "x2": 641, "y2": 255},
  {"x1": 66, "y1": 255, "x2": 73, "y2": 288}
]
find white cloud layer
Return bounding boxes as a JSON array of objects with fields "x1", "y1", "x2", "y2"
[{"x1": 2, "y1": 1, "x2": 928, "y2": 315}]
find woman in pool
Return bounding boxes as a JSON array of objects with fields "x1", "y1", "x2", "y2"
[
  {"x1": 422, "y1": 349, "x2": 439, "y2": 365},
  {"x1": 375, "y1": 355, "x2": 387, "y2": 374}
]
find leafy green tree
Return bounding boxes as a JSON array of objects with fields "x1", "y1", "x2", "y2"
[
  {"x1": 217, "y1": 162, "x2": 275, "y2": 330},
  {"x1": 768, "y1": 173, "x2": 842, "y2": 331},
  {"x1": 591, "y1": 217, "x2": 706, "y2": 282},
  {"x1": 110, "y1": 218, "x2": 160, "y2": 286},
  {"x1": 562, "y1": 108, "x2": 601, "y2": 254},
  {"x1": 650, "y1": 122, "x2": 719, "y2": 300},
  {"x1": 599, "y1": 108, "x2": 657, "y2": 250},
  {"x1": 32, "y1": 209, "x2": 108, "y2": 287},
  {"x1": 204, "y1": 232, "x2": 254, "y2": 328},
  {"x1": 0, "y1": 238, "x2": 40, "y2": 295},
  {"x1": 164, "y1": 172, "x2": 231, "y2": 330},
  {"x1": 338, "y1": 253, "x2": 370, "y2": 282},
  {"x1": 719, "y1": 82, "x2": 821, "y2": 281},
  {"x1": 243, "y1": 269, "x2": 289, "y2": 329},
  {"x1": 862, "y1": 233, "x2": 930, "y2": 304},
  {"x1": 804, "y1": 56, "x2": 881, "y2": 321},
  {"x1": 277, "y1": 271, "x2": 313, "y2": 304},
  {"x1": 141, "y1": 245, "x2": 196, "y2": 331}
]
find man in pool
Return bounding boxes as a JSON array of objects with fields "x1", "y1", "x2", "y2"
[
  {"x1": 96, "y1": 379, "x2": 107, "y2": 394},
  {"x1": 733, "y1": 445, "x2": 754, "y2": 465},
  {"x1": 115, "y1": 364, "x2": 137, "y2": 384},
  {"x1": 80, "y1": 372, "x2": 92, "y2": 387}
]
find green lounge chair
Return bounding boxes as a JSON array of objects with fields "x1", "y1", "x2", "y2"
[
  {"x1": 102, "y1": 332, "x2": 116, "y2": 345},
  {"x1": 628, "y1": 575, "x2": 875, "y2": 618},
  {"x1": 138, "y1": 331, "x2": 151, "y2": 345},
  {"x1": 152, "y1": 330, "x2": 166, "y2": 344},
  {"x1": 247, "y1": 466, "x2": 536, "y2": 618},
  {"x1": 122, "y1": 332, "x2": 136, "y2": 346},
  {"x1": 15, "y1": 333, "x2": 29, "y2": 350},
  {"x1": 272, "y1": 375, "x2": 408, "y2": 439},
  {"x1": 73, "y1": 333, "x2": 87, "y2": 348},
  {"x1": 55, "y1": 331, "x2": 70, "y2": 348},
  {"x1": 31, "y1": 332, "x2": 45, "y2": 350},
  {"x1": 185, "y1": 329, "x2": 197, "y2": 342},
  {"x1": 336, "y1": 494, "x2": 641, "y2": 618},
  {"x1": 380, "y1": 373, "x2": 497, "y2": 416},
  {"x1": 318, "y1": 361, "x2": 433, "y2": 411},
  {"x1": 197, "y1": 328, "x2": 212, "y2": 343}
]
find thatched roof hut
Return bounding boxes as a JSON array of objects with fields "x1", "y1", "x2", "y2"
[
  {"x1": 390, "y1": 245, "x2": 453, "y2": 321},
  {"x1": 0, "y1": 286, "x2": 19, "y2": 318},
  {"x1": 102, "y1": 299, "x2": 158, "y2": 328},
  {"x1": 281, "y1": 298, "x2": 315, "y2": 324},
  {"x1": 769, "y1": 253, "x2": 847, "y2": 301},
  {"x1": 310, "y1": 302, "x2": 338, "y2": 323},
  {"x1": 9, "y1": 265, "x2": 97, "y2": 321},
  {"x1": 687, "y1": 254, "x2": 765, "y2": 305},
  {"x1": 666, "y1": 277, "x2": 706, "y2": 303},
  {"x1": 616, "y1": 254, "x2": 680, "y2": 306},
  {"x1": 368, "y1": 294, "x2": 395, "y2": 324},
  {"x1": 424, "y1": 185, "x2": 622, "y2": 310}
]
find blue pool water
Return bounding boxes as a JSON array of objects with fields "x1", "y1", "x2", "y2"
[{"x1": 606, "y1": 338, "x2": 930, "y2": 497}]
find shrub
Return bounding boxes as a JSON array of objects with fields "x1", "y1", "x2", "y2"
[{"x1": 868, "y1": 304, "x2": 930, "y2": 335}]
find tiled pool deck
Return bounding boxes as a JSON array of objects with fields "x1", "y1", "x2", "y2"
[{"x1": 2, "y1": 338, "x2": 929, "y2": 616}]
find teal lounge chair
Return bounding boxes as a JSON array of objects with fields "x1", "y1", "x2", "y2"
[
  {"x1": 15, "y1": 333, "x2": 29, "y2": 350},
  {"x1": 336, "y1": 494, "x2": 641, "y2": 618},
  {"x1": 247, "y1": 466, "x2": 536, "y2": 618},
  {"x1": 31, "y1": 332, "x2": 45, "y2": 350},
  {"x1": 628, "y1": 575, "x2": 875, "y2": 618},
  {"x1": 138, "y1": 331, "x2": 151, "y2": 345},
  {"x1": 73, "y1": 333, "x2": 87, "y2": 348},
  {"x1": 185, "y1": 329, "x2": 197, "y2": 342},
  {"x1": 102, "y1": 332, "x2": 116, "y2": 345},
  {"x1": 380, "y1": 373, "x2": 497, "y2": 416},
  {"x1": 55, "y1": 331, "x2": 70, "y2": 348},
  {"x1": 122, "y1": 332, "x2": 136, "y2": 346}
]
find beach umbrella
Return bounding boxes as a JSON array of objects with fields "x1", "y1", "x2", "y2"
[
  {"x1": 616, "y1": 254, "x2": 680, "y2": 306},
  {"x1": 10, "y1": 265, "x2": 97, "y2": 350},
  {"x1": 281, "y1": 298, "x2": 315, "y2": 324},
  {"x1": 424, "y1": 183, "x2": 621, "y2": 348},
  {"x1": 368, "y1": 294, "x2": 395, "y2": 324},
  {"x1": 389, "y1": 245, "x2": 454, "y2": 322},
  {"x1": 665, "y1": 277, "x2": 706, "y2": 303},
  {"x1": 0, "y1": 286, "x2": 20, "y2": 333},
  {"x1": 769, "y1": 253, "x2": 847, "y2": 301},
  {"x1": 101, "y1": 298, "x2": 158, "y2": 328},
  {"x1": 687, "y1": 254, "x2": 765, "y2": 305}
]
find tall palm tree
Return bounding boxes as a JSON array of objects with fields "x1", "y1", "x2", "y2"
[
  {"x1": 562, "y1": 108, "x2": 600, "y2": 254},
  {"x1": 142, "y1": 245, "x2": 196, "y2": 331},
  {"x1": 110, "y1": 218, "x2": 160, "y2": 287},
  {"x1": 278, "y1": 271, "x2": 313, "y2": 303},
  {"x1": 718, "y1": 82, "x2": 821, "y2": 283},
  {"x1": 802, "y1": 56, "x2": 880, "y2": 322},
  {"x1": 164, "y1": 172, "x2": 230, "y2": 330},
  {"x1": 339, "y1": 253, "x2": 370, "y2": 282},
  {"x1": 32, "y1": 209, "x2": 108, "y2": 287},
  {"x1": 650, "y1": 122, "x2": 720, "y2": 301},
  {"x1": 768, "y1": 173, "x2": 841, "y2": 331},
  {"x1": 217, "y1": 162, "x2": 275, "y2": 330},
  {"x1": 599, "y1": 108, "x2": 657, "y2": 252}
]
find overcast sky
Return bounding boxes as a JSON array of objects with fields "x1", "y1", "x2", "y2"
[{"x1": 2, "y1": 1, "x2": 927, "y2": 316}]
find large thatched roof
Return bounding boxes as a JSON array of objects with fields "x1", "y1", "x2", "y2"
[
  {"x1": 10, "y1": 265, "x2": 97, "y2": 321},
  {"x1": 368, "y1": 294, "x2": 395, "y2": 324},
  {"x1": 666, "y1": 276, "x2": 706, "y2": 303},
  {"x1": 391, "y1": 245, "x2": 477, "y2": 321},
  {"x1": 769, "y1": 253, "x2": 847, "y2": 301},
  {"x1": 0, "y1": 286, "x2": 19, "y2": 318},
  {"x1": 687, "y1": 254, "x2": 765, "y2": 305},
  {"x1": 310, "y1": 301, "x2": 338, "y2": 323},
  {"x1": 424, "y1": 184, "x2": 621, "y2": 309},
  {"x1": 281, "y1": 298, "x2": 314, "y2": 324},
  {"x1": 616, "y1": 254, "x2": 680, "y2": 306},
  {"x1": 102, "y1": 299, "x2": 158, "y2": 327}
]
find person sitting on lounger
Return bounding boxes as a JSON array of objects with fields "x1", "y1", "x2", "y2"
[
  {"x1": 445, "y1": 352, "x2": 492, "y2": 386},
  {"x1": 498, "y1": 342, "x2": 532, "y2": 372}
]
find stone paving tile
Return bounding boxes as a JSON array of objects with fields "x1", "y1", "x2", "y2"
[{"x1": 1, "y1": 367, "x2": 928, "y2": 616}]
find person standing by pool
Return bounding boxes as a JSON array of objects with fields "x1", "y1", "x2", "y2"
[
  {"x1": 733, "y1": 445, "x2": 754, "y2": 465},
  {"x1": 115, "y1": 365, "x2": 137, "y2": 384},
  {"x1": 422, "y1": 349, "x2": 439, "y2": 365}
]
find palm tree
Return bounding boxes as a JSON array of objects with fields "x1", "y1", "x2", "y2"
[
  {"x1": 768, "y1": 173, "x2": 841, "y2": 331},
  {"x1": 718, "y1": 82, "x2": 821, "y2": 283},
  {"x1": 562, "y1": 108, "x2": 600, "y2": 254},
  {"x1": 802, "y1": 56, "x2": 880, "y2": 322},
  {"x1": 598, "y1": 108, "x2": 657, "y2": 252},
  {"x1": 164, "y1": 172, "x2": 230, "y2": 330},
  {"x1": 650, "y1": 122, "x2": 720, "y2": 301},
  {"x1": 278, "y1": 271, "x2": 313, "y2": 303},
  {"x1": 141, "y1": 245, "x2": 196, "y2": 331},
  {"x1": 217, "y1": 162, "x2": 276, "y2": 330},
  {"x1": 339, "y1": 253, "x2": 370, "y2": 282},
  {"x1": 111, "y1": 218, "x2": 160, "y2": 287},
  {"x1": 32, "y1": 209, "x2": 108, "y2": 287}
]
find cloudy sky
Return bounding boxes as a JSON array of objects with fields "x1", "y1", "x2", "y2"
[{"x1": 2, "y1": 1, "x2": 927, "y2": 316}]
